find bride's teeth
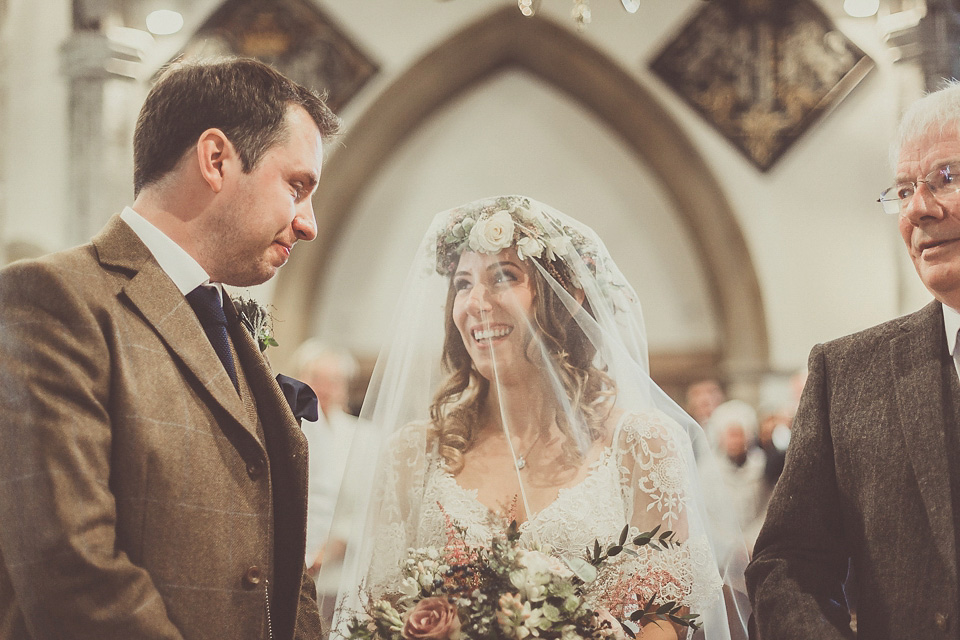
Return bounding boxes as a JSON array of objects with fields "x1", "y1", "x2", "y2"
[{"x1": 473, "y1": 327, "x2": 511, "y2": 341}]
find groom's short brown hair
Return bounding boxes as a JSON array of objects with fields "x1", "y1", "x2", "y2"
[{"x1": 133, "y1": 57, "x2": 340, "y2": 197}]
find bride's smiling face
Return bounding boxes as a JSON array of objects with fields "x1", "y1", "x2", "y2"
[{"x1": 451, "y1": 248, "x2": 537, "y2": 382}]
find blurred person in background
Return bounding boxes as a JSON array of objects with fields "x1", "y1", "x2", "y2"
[
  {"x1": 709, "y1": 400, "x2": 767, "y2": 545},
  {"x1": 685, "y1": 378, "x2": 727, "y2": 428},
  {"x1": 293, "y1": 339, "x2": 361, "y2": 583}
]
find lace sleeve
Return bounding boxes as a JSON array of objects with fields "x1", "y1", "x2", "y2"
[
  {"x1": 361, "y1": 422, "x2": 432, "y2": 599},
  {"x1": 606, "y1": 411, "x2": 723, "y2": 616}
]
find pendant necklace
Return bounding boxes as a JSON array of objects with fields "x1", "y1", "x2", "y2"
[{"x1": 516, "y1": 430, "x2": 545, "y2": 470}]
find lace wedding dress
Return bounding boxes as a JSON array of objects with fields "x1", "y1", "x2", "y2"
[
  {"x1": 322, "y1": 196, "x2": 749, "y2": 639},
  {"x1": 365, "y1": 410, "x2": 722, "y2": 617}
]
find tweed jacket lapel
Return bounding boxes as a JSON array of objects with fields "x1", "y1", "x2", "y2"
[
  {"x1": 91, "y1": 216, "x2": 256, "y2": 443},
  {"x1": 891, "y1": 300, "x2": 958, "y2": 577},
  {"x1": 225, "y1": 298, "x2": 310, "y2": 639},
  {"x1": 225, "y1": 296, "x2": 307, "y2": 465}
]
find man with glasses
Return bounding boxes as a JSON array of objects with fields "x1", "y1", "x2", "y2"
[{"x1": 748, "y1": 83, "x2": 960, "y2": 638}]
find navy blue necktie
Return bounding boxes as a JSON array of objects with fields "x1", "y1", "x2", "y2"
[{"x1": 186, "y1": 285, "x2": 239, "y2": 391}]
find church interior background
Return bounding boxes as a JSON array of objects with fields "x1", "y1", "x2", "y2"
[{"x1": 0, "y1": 0, "x2": 946, "y2": 407}]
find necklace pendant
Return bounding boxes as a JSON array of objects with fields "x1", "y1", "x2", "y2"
[{"x1": 517, "y1": 456, "x2": 526, "y2": 470}]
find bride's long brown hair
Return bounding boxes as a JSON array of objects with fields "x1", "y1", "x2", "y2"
[{"x1": 428, "y1": 255, "x2": 615, "y2": 473}]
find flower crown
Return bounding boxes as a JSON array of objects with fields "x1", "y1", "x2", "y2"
[{"x1": 434, "y1": 196, "x2": 598, "y2": 285}]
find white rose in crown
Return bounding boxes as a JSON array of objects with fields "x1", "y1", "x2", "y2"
[
  {"x1": 515, "y1": 236, "x2": 545, "y2": 260},
  {"x1": 469, "y1": 211, "x2": 516, "y2": 253}
]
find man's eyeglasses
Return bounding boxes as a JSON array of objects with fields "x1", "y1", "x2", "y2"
[{"x1": 878, "y1": 163, "x2": 960, "y2": 214}]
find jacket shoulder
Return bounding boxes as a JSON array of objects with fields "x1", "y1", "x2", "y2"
[
  {"x1": 0, "y1": 243, "x2": 103, "y2": 300},
  {"x1": 817, "y1": 302, "x2": 939, "y2": 358}
]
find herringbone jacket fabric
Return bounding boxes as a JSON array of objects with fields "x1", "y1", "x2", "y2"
[
  {"x1": 747, "y1": 300, "x2": 960, "y2": 638},
  {"x1": 0, "y1": 216, "x2": 322, "y2": 639}
]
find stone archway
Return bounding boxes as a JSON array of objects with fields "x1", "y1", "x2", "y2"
[{"x1": 273, "y1": 7, "x2": 769, "y2": 389}]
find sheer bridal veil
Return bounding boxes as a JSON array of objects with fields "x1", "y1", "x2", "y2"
[{"x1": 318, "y1": 196, "x2": 749, "y2": 639}]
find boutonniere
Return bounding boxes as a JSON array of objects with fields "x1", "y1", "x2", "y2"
[{"x1": 234, "y1": 296, "x2": 279, "y2": 353}]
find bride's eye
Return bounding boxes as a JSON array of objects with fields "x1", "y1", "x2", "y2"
[
  {"x1": 492, "y1": 269, "x2": 518, "y2": 285},
  {"x1": 453, "y1": 277, "x2": 471, "y2": 292}
]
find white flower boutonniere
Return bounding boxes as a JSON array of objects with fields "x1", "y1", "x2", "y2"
[{"x1": 234, "y1": 296, "x2": 279, "y2": 353}]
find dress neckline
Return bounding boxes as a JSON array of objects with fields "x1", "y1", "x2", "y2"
[{"x1": 437, "y1": 411, "x2": 632, "y2": 526}]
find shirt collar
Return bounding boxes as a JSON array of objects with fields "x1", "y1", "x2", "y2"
[
  {"x1": 120, "y1": 206, "x2": 223, "y2": 303},
  {"x1": 943, "y1": 303, "x2": 960, "y2": 356}
]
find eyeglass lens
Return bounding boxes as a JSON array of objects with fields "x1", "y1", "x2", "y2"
[{"x1": 879, "y1": 164, "x2": 960, "y2": 214}]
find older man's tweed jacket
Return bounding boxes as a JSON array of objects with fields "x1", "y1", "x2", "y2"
[
  {"x1": 748, "y1": 300, "x2": 960, "y2": 638},
  {"x1": 0, "y1": 216, "x2": 322, "y2": 639}
]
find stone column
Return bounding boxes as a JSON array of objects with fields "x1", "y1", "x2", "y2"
[{"x1": 60, "y1": 28, "x2": 113, "y2": 245}]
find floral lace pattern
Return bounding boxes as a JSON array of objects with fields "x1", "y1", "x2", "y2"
[{"x1": 368, "y1": 412, "x2": 722, "y2": 613}]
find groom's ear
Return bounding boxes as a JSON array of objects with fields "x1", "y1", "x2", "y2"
[{"x1": 196, "y1": 128, "x2": 234, "y2": 193}]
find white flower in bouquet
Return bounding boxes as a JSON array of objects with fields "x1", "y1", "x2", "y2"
[
  {"x1": 519, "y1": 549, "x2": 574, "y2": 580},
  {"x1": 497, "y1": 592, "x2": 545, "y2": 639},
  {"x1": 398, "y1": 576, "x2": 420, "y2": 600}
]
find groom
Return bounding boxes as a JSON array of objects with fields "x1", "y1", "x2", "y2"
[
  {"x1": 0, "y1": 58, "x2": 339, "y2": 638},
  {"x1": 747, "y1": 83, "x2": 960, "y2": 636}
]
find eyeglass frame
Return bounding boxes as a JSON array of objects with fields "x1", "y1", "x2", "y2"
[{"x1": 877, "y1": 161, "x2": 960, "y2": 215}]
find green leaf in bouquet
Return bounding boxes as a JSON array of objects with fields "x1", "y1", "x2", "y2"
[
  {"x1": 562, "y1": 555, "x2": 598, "y2": 583},
  {"x1": 541, "y1": 603, "x2": 562, "y2": 622},
  {"x1": 606, "y1": 544, "x2": 622, "y2": 557},
  {"x1": 655, "y1": 601, "x2": 676, "y2": 615},
  {"x1": 618, "y1": 524, "x2": 629, "y2": 546},
  {"x1": 668, "y1": 613, "x2": 703, "y2": 630}
]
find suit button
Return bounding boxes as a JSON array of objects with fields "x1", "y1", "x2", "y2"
[
  {"x1": 243, "y1": 566, "x2": 263, "y2": 588},
  {"x1": 246, "y1": 457, "x2": 265, "y2": 480},
  {"x1": 936, "y1": 612, "x2": 949, "y2": 630}
]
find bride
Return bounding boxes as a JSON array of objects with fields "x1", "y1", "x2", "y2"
[{"x1": 321, "y1": 196, "x2": 748, "y2": 639}]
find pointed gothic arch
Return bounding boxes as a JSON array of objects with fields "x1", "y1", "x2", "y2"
[{"x1": 273, "y1": 7, "x2": 769, "y2": 386}]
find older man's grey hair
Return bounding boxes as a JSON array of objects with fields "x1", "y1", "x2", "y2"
[
  {"x1": 894, "y1": 80, "x2": 960, "y2": 168},
  {"x1": 292, "y1": 338, "x2": 359, "y2": 381}
]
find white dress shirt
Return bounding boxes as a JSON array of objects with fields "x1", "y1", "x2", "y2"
[
  {"x1": 119, "y1": 207, "x2": 223, "y2": 302},
  {"x1": 943, "y1": 303, "x2": 960, "y2": 382}
]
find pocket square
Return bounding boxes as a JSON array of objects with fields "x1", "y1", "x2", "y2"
[{"x1": 276, "y1": 374, "x2": 319, "y2": 423}]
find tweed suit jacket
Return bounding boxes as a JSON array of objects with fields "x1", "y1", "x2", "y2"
[
  {"x1": 747, "y1": 300, "x2": 960, "y2": 638},
  {"x1": 0, "y1": 216, "x2": 322, "y2": 639}
]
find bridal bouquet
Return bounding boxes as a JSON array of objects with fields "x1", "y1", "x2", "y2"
[{"x1": 343, "y1": 514, "x2": 701, "y2": 640}]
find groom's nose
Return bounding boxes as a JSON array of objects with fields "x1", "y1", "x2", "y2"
[{"x1": 292, "y1": 199, "x2": 318, "y2": 242}]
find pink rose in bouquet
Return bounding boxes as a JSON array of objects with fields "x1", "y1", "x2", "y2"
[{"x1": 401, "y1": 596, "x2": 461, "y2": 640}]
